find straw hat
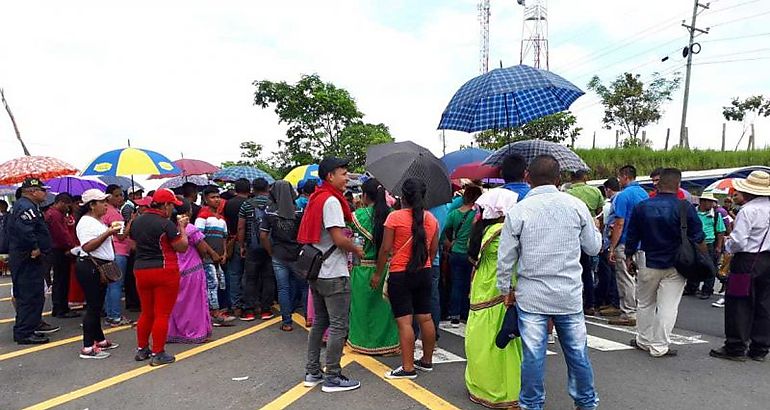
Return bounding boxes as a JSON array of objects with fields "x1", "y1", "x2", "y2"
[
  {"x1": 733, "y1": 171, "x2": 770, "y2": 196},
  {"x1": 699, "y1": 192, "x2": 719, "y2": 203}
]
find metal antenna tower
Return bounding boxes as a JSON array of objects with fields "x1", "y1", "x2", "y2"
[
  {"x1": 479, "y1": 0, "x2": 491, "y2": 73},
  {"x1": 518, "y1": 0, "x2": 549, "y2": 69}
]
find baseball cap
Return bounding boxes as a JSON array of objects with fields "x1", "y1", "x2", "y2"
[
  {"x1": 80, "y1": 189, "x2": 110, "y2": 206},
  {"x1": 318, "y1": 157, "x2": 350, "y2": 181},
  {"x1": 21, "y1": 177, "x2": 50, "y2": 190},
  {"x1": 151, "y1": 188, "x2": 183, "y2": 206},
  {"x1": 127, "y1": 186, "x2": 144, "y2": 195},
  {"x1": 134, "y1": 197, "x2": 153, "y2": 207}
]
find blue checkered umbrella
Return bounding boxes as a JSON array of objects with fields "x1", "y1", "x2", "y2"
[
  {"x1": 437, "y1": 65, "x2": 584, "y2": 133},
  {"x1": 482, "y1": 140, "x2": 590, "y2": 172},
  {"x1": 212, "y1": 166, "x2": 275, "y2": 184}
]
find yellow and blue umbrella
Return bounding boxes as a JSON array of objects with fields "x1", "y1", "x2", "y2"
[
  {"x1": 81, "y1": 147, "x2": 180, "y2": 176},
  {"x1": 284, "y1": 164, "x2": 319, "y2": 188}
]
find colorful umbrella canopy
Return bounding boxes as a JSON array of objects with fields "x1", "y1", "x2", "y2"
[
  {"x1": 97, "y1": 176, "x2": 144, "y2": 191},
  {"x1": 284, "y1": 164, "x2": 319, "y2": 187},
  {"x1": 438, "y1": 64, "x2": 584, "y2": 133},
  {"x1": 0, "y1": 185, "x2": 16, "y2": 196},
  {"x1": 159, "y1": 175, "x2": 213, "y2": 190},
  {"x1": 81, "y1": 147, "x2": 181, "y2": 177},
  {"x1": 450, "y1": 161, "x2": 500, "y2": 180},
  {"x1": 483, "y1": 140, "x2": 589, "y2": 172},
  {"x1": 147, "y1": 159, "x2": 220, "y2": 179},
  {"x1": 0, "y1": 156, "x2": 78, "y2": 185},
  {"x1": 704, "y1": 178, "x2": 735, "y2": 196},
  {"x1": 440, "y1": 148, "x2": 492, "y2": 174},
  {"x1": 45, "y1": 176, "x2": 107, "y2": 196},
  {"x1": 212, "y1": 166, "x2": 275, "y2": 184}
]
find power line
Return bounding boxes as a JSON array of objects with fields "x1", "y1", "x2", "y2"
[
  {"x1": 701, "y1": 47, "x2": 770, "y2": 59},
  {"x1": 705, "y1": 0, "x2": 761, "y2": 15},
  {"x1": 709, "y1": 9, "x2": 770, "y2": 28},
  {"x1": 701, "y1": 31, "x2": 770, "y2": 42},
  {"x1": 694, "y1": 56, "x2": 770, "y2": 65}
]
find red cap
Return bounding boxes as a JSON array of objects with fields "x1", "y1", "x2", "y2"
[
  {"x1": 152, "y1": 188, "x2": 183, "y2": 206},
  {"x1": 134, "y1": 197, "x2": 152, "y2": 207}
]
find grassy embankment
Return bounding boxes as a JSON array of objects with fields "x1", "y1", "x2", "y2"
[{"x1": 575, "y1": 148, "x2": 770, "y2": 179}]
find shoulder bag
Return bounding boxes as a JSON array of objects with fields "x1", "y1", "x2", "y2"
[
  {"x1": 87, "y1": 255, "x2": 123, "y2": 284},
  {"x1": 675, "y1": 201, "x2": 717, "y2": 281},
  {"x1": 296, "y1": 244, "x2": 337, "y2": 281},
  {"x1": 725, "y1": 215, "x2": 770, "y2": 298}
]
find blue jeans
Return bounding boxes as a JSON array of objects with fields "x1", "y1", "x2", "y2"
[
  {"x1": 273, "y1": 259, "x2": 307, "y2": 325},
  {"x1": 204, "y1": 263, "x2": 220, "y2": 310},
  {"x1": 449, "y1": 252, "x2": 472, "y2": 319},
  {"x1": 105, "y1": 254, "x2": 128, "y2": 320},
  {"x1": 517, "y1": 306, "x2": 599, "y2": 410},
  {"x1": 227, "y1": 251, "x2": 244, "y2": 309}
]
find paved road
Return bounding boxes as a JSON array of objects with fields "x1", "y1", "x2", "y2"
[{"x1": 0, "y1": 276, "x2": 766, "y2": 410}]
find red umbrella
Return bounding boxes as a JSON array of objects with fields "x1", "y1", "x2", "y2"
[
  {"x1": 0, "y1": 156, "x2": 78, "y2": 185},
  {"x1": 450, "y1": 161, "x2": 500, "y2": 180},
  {"x1": 147, "y1": 158, "x2": 219, "y2": 179}
]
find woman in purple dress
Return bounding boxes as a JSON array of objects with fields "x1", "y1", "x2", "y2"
[{"x1": 167, "y1": 199, "x2": 220, "y2": 344}]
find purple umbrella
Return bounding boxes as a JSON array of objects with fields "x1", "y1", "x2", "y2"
[{"x1": 45, "y1": 176, "x2": 107, "y2": 196}]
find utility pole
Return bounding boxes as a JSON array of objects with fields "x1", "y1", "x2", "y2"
[{"x1": 679, "y1": 0, "x2": 710, "y2": 148}]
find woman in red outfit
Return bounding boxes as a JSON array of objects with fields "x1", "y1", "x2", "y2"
[{"x1": 129, "y1": 189, "x2": 189, "y2": 366}]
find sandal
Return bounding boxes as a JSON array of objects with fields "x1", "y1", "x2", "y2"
[{"x1": 280, "y1": 324, "x2": 293, "y2": 332}]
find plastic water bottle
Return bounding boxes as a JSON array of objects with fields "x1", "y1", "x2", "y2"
[
  {"x1": 351, "y1": 234, "x2": 364, "y2": 266},
  {"x1": 216, "y1": 265, "x2": 226, "y2": 290}
]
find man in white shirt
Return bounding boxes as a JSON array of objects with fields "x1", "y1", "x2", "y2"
[
  {"x1": 710, "y1": 171, "x2": 770, "y2": 362},
  {"x1": 497, "y1": 155, "x2": 602, "y2": 410}
]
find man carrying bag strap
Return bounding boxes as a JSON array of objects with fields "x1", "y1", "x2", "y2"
[
  {"x1": 296, "y1": 157, "x2": 364, "y2": 393},
  {"x1": 624, "y1": 168, "x2": 707, "y2": 357}
]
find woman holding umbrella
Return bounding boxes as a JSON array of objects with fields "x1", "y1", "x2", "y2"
[{"x1": 373, "y1": 178, "x2": 439, "y2": 379}]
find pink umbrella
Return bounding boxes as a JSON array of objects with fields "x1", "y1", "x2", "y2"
[
  {"x1": 0, "y1": 156, "x2": 78, "y2": 185},
  {"x1": 147, "y1": 158, "x2": 219, "y2": 179},
  {"x1": 450, "y1": 161, "x2": 500, "y2": 180}
]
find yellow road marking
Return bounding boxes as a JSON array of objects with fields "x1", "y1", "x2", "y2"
[
  {"x1": 0, "y1": 325, "x2": 131, "y2": 362},
  {"x1": 0, "y1": 282, "x2": 11, "y2": 287},
  {"x1": 259, "y1": 357, "x2": 354, "y2": 410},
  {"x1": 1, "y1": 296, "x2": 11, "y2": 302},
  {"x1": 23, "y1": 317, "x2": 281, "y2": 410},
  {"x1": 274, "y1": 313, "x2": 460, "y2": 410},
  {"x1": 0, "y1": 311, "x2": 51, "y2": 325}
]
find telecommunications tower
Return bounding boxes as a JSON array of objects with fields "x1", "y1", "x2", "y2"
[{"x1": 518, "y1": 0, "x2": 549, "y2": 69}]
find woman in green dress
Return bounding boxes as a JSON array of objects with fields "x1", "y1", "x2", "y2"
[
  {"x1": 348, "y1": 178, "x2": 400, "y2": 355},
  {"x1": 465, "y1": 188, "x2": 523, "y2": 409}
]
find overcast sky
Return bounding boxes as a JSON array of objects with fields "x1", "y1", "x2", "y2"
[{"x1": 1, "y1": 0, "x2": 769, "y2": 177}]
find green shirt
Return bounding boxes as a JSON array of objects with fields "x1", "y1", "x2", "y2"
[
  {"x1": 567, "y1": 183, "x2": 604, "y2": 217},
  {"x1": 442, "y1": 208, "x2": 476, "y2": 255},
  {"x1": 698, "y1": 210, "x2": 726, "y2": 244}
]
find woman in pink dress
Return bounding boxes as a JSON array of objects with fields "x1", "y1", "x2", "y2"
[{"x1": 167, "y1": 200, "x2": 218, "y2": 344}]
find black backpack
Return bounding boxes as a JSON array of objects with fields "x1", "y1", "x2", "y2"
[{"x1": 246, "y1": 199, "x2": 267, "y2": 252}]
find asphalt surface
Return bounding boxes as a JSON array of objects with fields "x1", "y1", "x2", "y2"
[{"x1": 0, "y1": 276, "x2": 767, "y2": 410}]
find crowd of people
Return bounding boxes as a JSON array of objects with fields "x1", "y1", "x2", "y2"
[{"x1": 1, "y1": 152, "x2": 769, "y2": 410}]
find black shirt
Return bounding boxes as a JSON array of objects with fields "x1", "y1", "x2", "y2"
[
  {"x1": 8, "y1": 197, "x2": 52, "y2": 253},
  {"x1": 260, "y1": 210, "x2": 303, "y2": 262},
  {"x1": 130, "y1": 210, "x2": 181, "y2": 270},
  {"x1": 224, "y1": 196, "x2": 247, "y2": 236}
]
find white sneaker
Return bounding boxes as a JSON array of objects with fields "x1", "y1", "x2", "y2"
[{"x1": 712, "y1": 297, "x2": 725, "y2": 308}]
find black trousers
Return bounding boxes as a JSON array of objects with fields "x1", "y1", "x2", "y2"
[
  {"x1": 49, "y1": 249, "x2": 72, "y2": 316},
  {"x1": 244, "y1": 248, "x2": 275, "y2": 312},
  {"x1": 580, "y1": 252, "x2": 595, "y2": 310},
  {"x1": 724, "y1": 252, "x2": 770, "y2": 357},
  {"x1": 75, "y1": 259, "x2": 107, "y2": 348},
  {"x1": 124, "y1": 252, "x2": 141, "y2": 310},
  {"x1": 9, "y1": 252, "x2": 45, "y2": 340}
]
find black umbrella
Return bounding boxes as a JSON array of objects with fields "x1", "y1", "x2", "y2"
[{"x1": 366, "y1": 142, "x2": 451, "y2": 209}]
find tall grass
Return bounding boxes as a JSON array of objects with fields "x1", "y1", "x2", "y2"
[{"x1": 575, "y1": 148, "x2": 770, "y2": 179}]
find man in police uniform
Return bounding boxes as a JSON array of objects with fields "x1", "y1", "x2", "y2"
[{"x1": 8, "y1": 178, "x2": 58, "y2": 344}]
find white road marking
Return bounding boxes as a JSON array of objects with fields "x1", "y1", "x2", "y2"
[
  {"x1": 585, "y1": 317, "x2": 708, "y2": 345},
  {"x1": 414, "y1": 339, "x2": 466, "y2": 363},
  {"x1": 439, "y1": 321, "x2": 558, "y2": 355}
]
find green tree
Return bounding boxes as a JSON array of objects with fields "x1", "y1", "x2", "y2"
[
  {"x1": 588, "y1": 72, "x2": 681, "y2": 145},
  {"x1": 328, "y1": 122, "x2": 394, "y2": 172},
  {"x1": 472, "y1": 111, "x2": 582, "y2": 150},
  {"x1": 254, "y1": 74, "x2": 363, "y2": 167},
  {"x1": 221, "y1": 141, "x2": 282, "y2": 179},
  {"x1": 723, "y1": 95, "x2": 770, "y2": 150}
]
